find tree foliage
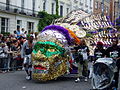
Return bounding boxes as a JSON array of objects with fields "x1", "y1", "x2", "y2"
[
  {"x1": 1, "y1": 32, "x2": 10, "y2": 36},
  {"x1": 38, "y1": 11, "x2": 61, "y2": 32}
]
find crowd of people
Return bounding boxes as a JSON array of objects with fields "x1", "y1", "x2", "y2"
[
  {"x1": 72, "y1": 38, "x2": 120, "y2": 89},
  {"x1": 0, "y1": 28, "x2": 36, "y2": 73},
  {"x1": 0, "y1": 29, "x2": 120, "y2": 89}
]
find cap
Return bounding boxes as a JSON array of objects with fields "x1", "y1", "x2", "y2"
[{"x1": 97, "y1": 41, "x2": 103, "y2": 46}]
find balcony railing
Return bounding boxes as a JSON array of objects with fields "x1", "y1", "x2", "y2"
[{"x1": 0, "y1": 2, "x2": 39, "y2": 18}]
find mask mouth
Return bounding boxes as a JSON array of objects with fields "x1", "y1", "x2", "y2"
[
  {"x1": 34, "y1": 65, "x2": 47, "y2": 70},
  {"x1": 33, "y1": 61, "x2": 49, "y2": 74}
]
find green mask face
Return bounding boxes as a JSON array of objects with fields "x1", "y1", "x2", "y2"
[{"x1": 32, "y1": 41, "x2": 67, "y2": 81}]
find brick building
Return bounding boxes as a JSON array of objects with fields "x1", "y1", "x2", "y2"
[{"x1": 93, "y1": 0, "x2": 115, "y2": 22}]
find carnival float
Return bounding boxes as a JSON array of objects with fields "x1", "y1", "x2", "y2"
[{"x1": 31, "y1": 10, "x2": 118, "y2": 81}]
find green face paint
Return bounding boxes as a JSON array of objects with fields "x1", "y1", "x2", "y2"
[{"x1": 33, "y1": 41, "x2": 65, "y2": 57}]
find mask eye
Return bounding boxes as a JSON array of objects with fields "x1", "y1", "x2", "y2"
[{"x1": 47, "y1": 49, "x2": 56, "y2": 52}]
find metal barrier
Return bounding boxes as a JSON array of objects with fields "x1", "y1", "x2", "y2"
[{"x1": 0, "y1": 53, "x2": 23, "y2": 72}]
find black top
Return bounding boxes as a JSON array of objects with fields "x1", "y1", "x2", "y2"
[
  {"x1": 106, "y1": 45, "x2": 120, "y2": 58},
  {"x1": 74, "y1": 45, "x2": 89, "y2": 54},
  {"x1": 94, "y1": 48, "x2": 106, "y2": 60},
  {"x1": 73, "y1": 45, "x2": 89, "y2": 63}
]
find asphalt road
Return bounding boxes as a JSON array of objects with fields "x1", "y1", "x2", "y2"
[{"x1": 0, "y1": 71, "x2": 92, "y2": 90}]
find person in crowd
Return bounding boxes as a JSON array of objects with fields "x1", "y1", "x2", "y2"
[
  {"x1": 6, "y1": 37, "x2": 11, "y2": 50},
  {"x1": 0, "y1": 34, "x2": 3, "y2": 43},
  {"x1": 21, "y1": 34, "x2": 34, "y2": 80},
  {"x1": 94, "y1": 41, "x2": 106, "y2": 61},
  {"x1": 89, "y1": 41, "x2": 106, "y2": 78},
  {"x1": 11, "y1": 40, "x2": 21, "y2": 70},
  {"x1": 21, "y1": 28, "x2": 25, "y2": 37},
  {"x1": 21, "y1": 28, "x2": 25, "y2": 34},
  {"x1": 13, "y1": 30, "x2": 17, "y2": 38},
  {"x1": 23, "y1": 31, "x2": 27, "y2": 38},
  {"x1": 18, "y1": 36, "x2": 26, "y2": 47},
  {"x1": 0, "y1": 43, "x2": 9, "y2": 72},
  {"x1": 16, "y1": 28, "x2": 21, "y2": 38},
  {"x1": 34, "y1": 32, "x2": 38, "y2": 41},
  {"x1": 1, "y1": 36, "x2": 6, "y2": 43},
  {"x1": 74, "y1": 39, "x2": 90, "y2": 82},
  {"x1": 30, "y1": 32, "x2": 35, "y2": 39},
  {"x1": 106, "y1": 39, "x2": 120, "y2": 89}
]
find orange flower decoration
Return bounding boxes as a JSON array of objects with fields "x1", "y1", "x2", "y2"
[{"x1": 67, "y1": 29, "x2": 80, "y2": 45}]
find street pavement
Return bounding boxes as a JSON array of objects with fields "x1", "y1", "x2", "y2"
[{"x1": 0, "y1": 71, "x2": 92, "y2": 90}]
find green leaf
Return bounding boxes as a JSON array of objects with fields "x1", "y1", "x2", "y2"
[{"x1": 37, "y1": 11, "x2": 61, "y2": 32}]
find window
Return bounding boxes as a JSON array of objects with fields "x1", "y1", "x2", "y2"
[
  {"x1": 74, "y1": 0, "x2": 78, "y2": 3},
  {"x1": 27, "y1": 22, "x2": 34, "y2": 33},
  {"x1": 101, "y1": 3, "x2": 104, "y2": 13},
  {"x1": 43, "y1": 1, "x2": 46, "y2": 11},
  {"x1": 90, "y1": 0, "x2": 92, "y2": 8},
  {"x1": 17, "y1": 20, "x2": 22, "y2": 30},
  {"x1": 80, "y1": 0, "x2": 81, "y2": 3},
  {"x1": 1, "y1": 18, "x2": 9, "y2": 33},
  {"x1": 21, "y1": 0, "x2": 24, "y2": 12},
  {"x1": 32, "y1": 0, "x2": 35, "y2": 13},
  {"x1": 85, "y1": 0, "x2": 88, "y2": 7},
  {"x1": 60, "y1": 5, "x2": 63, "y2": 16},
  {"x1": 99, "y1": 2, "x2": 101, "y2": 9},
  {"x1": 6, "y1": 0, "x2": 10, "y2": 10},
  {"x1": 95, "y1": 1, "x2": 98, "y2": 9},
  {"x1": 80, "y1": 0, "x2": 83, "y2": 5},
  {"x1": 85, "y1": 0, "x2": 87, "y2": 2},
  {"x1": 51, "y1": 3, "x2": 54, "y2": 14},
  {"x1": 66, "y1": 8, "x2": 69, "y2": 14},
  {"x1": 106, "y1": 6, "x2": 108, "y2": 13}
]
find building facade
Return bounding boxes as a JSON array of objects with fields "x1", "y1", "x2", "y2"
[
  {"x1": 119, "y1": 0, "x2": 120, "y2": 16},
  {"x1": 0, "y1": 0, "x2": 41, "y2": 33},
  {"x1": 114, "y1": 0, "x2": 119, "y2": 19},
  {"x1": 40, "y1": 0, "x2": 94, "y2": 16},
  {"x1": 93, "y1": 0, "x2": 110, "y2": 16},
  {"x1": 93, "y1": 0, "x2": 115, "y2": 22},
  {"x1": 0, "y1": 0, "x2": 94, "y2": 33}
]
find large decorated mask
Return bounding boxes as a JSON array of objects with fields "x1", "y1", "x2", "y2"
[
  {"x1": 32, "y1": 25, "x2": 73, "y2": 81},
  {"x1": 32, "y1": 25, "x2": 82, "y2": 81},
  {"x1": 32, "y1": 40, "x2": 68, "y2": 81}
]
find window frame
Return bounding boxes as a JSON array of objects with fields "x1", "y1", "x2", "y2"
[
  {"x1": 17, "y1": 20, "x2": 22, "y2": 30},
  {"x1": 27, "y1": 22, "x2": 34, "y2": 33},
  {"x1": 51, "y1": 3, "x2": 54, "y2": 14},
  {"x1": 1, "y1": 17, "x2": 9, "y2": 33},
  {"x1": 60, "y1": 5, "x2": 63, "y2": 16}
]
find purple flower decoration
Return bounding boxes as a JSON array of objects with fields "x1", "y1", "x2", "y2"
[
  {"x1": 42, "y1": 25, "x2": 73, "y2": 45},
  {"x1": 76, "y1": 22, "x2": 81, "y2": 26},
  {"x1": 106, "y1": 16, "x2": 110, "y2": 19}
]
